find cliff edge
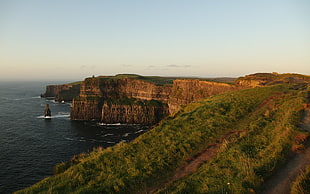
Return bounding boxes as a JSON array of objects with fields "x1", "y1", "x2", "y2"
[{"x1": 44, "y1": 73, "x2": 310, "y2": 125}]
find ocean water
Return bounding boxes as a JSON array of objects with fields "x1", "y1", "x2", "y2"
[{"x1": 0, "y1": 82, "x2": 149, "y2": 194}]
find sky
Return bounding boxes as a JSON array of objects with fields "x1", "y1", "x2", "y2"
[{"x1": 0, "y1": 0, "x2": 309, "y2": 81}]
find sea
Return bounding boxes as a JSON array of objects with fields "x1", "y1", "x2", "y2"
[{"x1": 0, "y1": 81, "x2": 150, "y2": 194}]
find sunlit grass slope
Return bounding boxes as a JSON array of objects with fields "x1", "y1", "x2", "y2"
[
  {"x1": 158, "y1": 84, "x2": 308, "y2": 193},
  {"x1": 16, "y1": 84, "x2": 308, "y2": 193}
]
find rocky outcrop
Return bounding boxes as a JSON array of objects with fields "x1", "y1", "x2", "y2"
[{"x1": 168, "y1": 79, "x2": 239, "y2": 115}]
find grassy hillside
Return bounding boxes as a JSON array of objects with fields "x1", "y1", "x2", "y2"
[{"x1": 16, "y1": 83, "x2": 308, "y2": 193}]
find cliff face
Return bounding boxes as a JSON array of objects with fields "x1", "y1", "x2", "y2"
[
  {"x1": 101, "y1": 103, "x2": 169, "y2": 125},
  {"x1": 70, "y1": 77, "x2": 170, "y2": 124},
  {"x1": 42, "y1": 83, "x2": 81, "y2": 102},
  {"x1": 168, "y1": 79, "x2": 239, "y2": 115},
  {"x1": 80, "y1": 78, "x2": 104, "y2": 98},
  {"x1": 70, "y1": 98, "x2": 102, "y2": 120},
  {"x1": 45, "y1": 73, "x2": 310, "y2": 124},
  {"x1": 43, "y1": 84, "x2": 71, "y2": 97},
  {"x1": 116, "y1": 78, "x2": 171, "y2": 102},
  {"x1": 70, "y1": 76, "x2": 243, "y2": 124}
]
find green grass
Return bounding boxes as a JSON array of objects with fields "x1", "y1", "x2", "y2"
[
  {"x1": 157, "y1": 84, "x2": 308, "y2": 193},
  {"x1": 16, "y1": 84, "x2": 308, "y2": 194}
]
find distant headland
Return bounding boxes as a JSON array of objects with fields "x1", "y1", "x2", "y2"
[{"x1": 41, "y1": 73, "x2": 310, "y2": 125}]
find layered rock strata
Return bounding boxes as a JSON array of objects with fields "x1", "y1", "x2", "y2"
[
  {"x1": 70, "y1": 77, "x2": 241, "y2": 124},
  {"x1": 43, "y1": 84, "x2": 71, "y2": 97},
  {"x1": 45, "y1": 73, "x2": 310, "y2": 124},
  {"x1": 70, "y1": 77, "x2": 171, "y2": 124},
  {"x1": 70, "y1": 98, "x2": 102, "y2": 121},
  {"x1": 42, "y1": 83, "x2": 81, "y2": 102},
  {"x1": 168, "y1": 79, "x2": 238, "y2": 115},
  {"x1": 101, "y1": 102, "x2": 169, "y2": 125}
]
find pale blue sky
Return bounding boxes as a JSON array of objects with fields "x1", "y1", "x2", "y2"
[{"x1": 0, "y1": 0, "x2": 309, "y2": 81}]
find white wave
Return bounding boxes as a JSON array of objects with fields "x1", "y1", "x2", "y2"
[
  {"x1": 107, "y1": 123, "x2": 122, "y2": 126},
  {"x1": 52, "y1": 114, "x2": 70, "y2": 118},
  {"x1": 123, "y1": 133, "x2": 130, "y2": 137},
  {"x1": 31, "y1": 96, "x2": 41, "y2": 99},
  {"x1": 104, "y1": 141, "x2": 115, "y2": 144},
  {"x1": 36, "y1": 114, "x2": 70, "y2": 119},
  {"x1": 64, "y1": 137, "x2": 75, "y2": 141},
  {"x1": 98, "y1": 122, "x2": 124, "y2": 126},
  {"x1": 13, "y1": 98, "x2": 23, "y2": 101},
  {"x1": 102, "y1": 133, "x2": 114, "y2": 137},
  {"x1": 134, "y1": 130, "x2": 144, "y2": 134}
]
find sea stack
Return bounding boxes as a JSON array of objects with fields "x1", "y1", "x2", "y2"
[{"x1": 44, "y1": 104, "x2": 51, "y2": 119}]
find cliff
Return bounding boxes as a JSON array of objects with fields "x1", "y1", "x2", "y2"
[
  {"x1": 42, "y1": 82, "x2": 81, "y2": 102},
  {"x1": 235, "y1": 72, "x2": 310, "y2": 87},
  {"x1": 70, "y1": 77, "x2": 171, "y2": 124},
  {"x1": 168, "y1": 79, "x2": 239, "y2": 115},
  {"x1": 57, "y1": 73, "x2": 310, "y2": 124},
  {"x1": 101, "y1": 100, "x2": 169, "y2": 125},
  {"x1": 70, "y1": 98, "x2": 102, "y2": 120},
  {"x1": 69, "y1": 75, "x2": 242, "y2": 124},
  {"x1": 43, "y1": 84, "x2": 71, "y2": 97}
]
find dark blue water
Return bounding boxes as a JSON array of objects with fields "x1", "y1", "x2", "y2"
[{"x1": 0, "y1": 82, "x2": 149, "y2": 194}]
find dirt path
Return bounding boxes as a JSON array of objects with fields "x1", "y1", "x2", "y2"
[
  {"x1": 260, "y1": 108, "x2": 310, "y2": 194},
  {"x1": 171, "y1": 130, "x2": 246, "y2": 182},
  {"x1": 146, "y1": 130, "x2": 246, "y2": 194},
  {"x1": 171, "y1": 143, "x2": 220, "y2": 181}
]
